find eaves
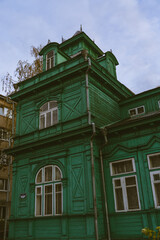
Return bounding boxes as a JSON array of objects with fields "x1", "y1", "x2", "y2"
[
  {"x1": 10, "y1": 57, "x2": 89, "y2": 101},
  {"x1": 105, "y1": 110, "x2": 160, "y2": 134},
  {"x1": 6, "y1": 125, "x2": 96, "y2": 155},
  {"x1": 89, "y1": 59, "x2": 134, "y2": 100}
]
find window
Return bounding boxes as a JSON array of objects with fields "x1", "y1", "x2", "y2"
[
  {"x1": 40, "y1": 101, "x2": 58, "y2": 129},
  {"x1": 158, "y1": 100, "x2": 160, "y2": 109},
  {"x1": 46, "y1": 51, "x2": 54, "y2": 70},
  {"x1": 0, "y1": 107, "x2": 12, "y2": 118},
  {"x1": 35, "y1": 165, "x2": 63, "y2": 216},
  {"x1": 0, "y1": 129, "x2": 11, "y2": 141},
  {"x1": 129, "y1": 106, "x2": 145, "y2": 117},
  {"x1": 0, "y1": 206, "x2": 6, "y2": 219},
  {"x1": 110, "y1": 159, "x2": 140, "y2": 212},
  {"x1": 0, "y1": 179, "x2": 7, "y2": 191},
  {"x1": 148, "y1": 153, "x2": 160, "y2": 208}
]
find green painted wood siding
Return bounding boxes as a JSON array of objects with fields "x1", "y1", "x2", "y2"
[
  {"x1": 103, "y1": 122, "x2": 160, "y2": 239},
  {"x1": 9, "y1": 138, "x2": 104, "y2": 240},
  {"x1": 90, "y1": 83, "x2": 121, "y2": 127}
]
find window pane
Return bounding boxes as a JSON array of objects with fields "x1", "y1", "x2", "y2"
[
  {"x1": 36, "y1": 187, "x2": 42, "y2": 216},
  {"x1": 149, "y1": 154, "x2": 160, "y2": 169},
  {"x1": 154, "y1": 182, "x2": 160, "y2": 206},
  {"x1": 41, "y1": 103, "x2": 48, "y2": 112},
  {"x1": 36, "y1": 170, "x2": 42, "y2": 183},
  {"x1": 126, "y1": 186, "x2": 139, "y2": 209},
  {"x1": 130, "y1": 109, "x2": 136, "y2": 116},
  {"x1": 0, "y1": 207, "x2": 6, "y2": 219},
  {"x1": 55, "y1": 167, "x2": 61, "y2": 181},
  {"x1": 45, "y1": 185, "x2": 52, "y2": 193},
  {"x1": 0, "y1": 180, "x2": 3, "y2": 190},
  {"x1": 115, "y1": 188, "x2": 124, "y2": 211},
  {"x1": 137, "y1": 106, "x2": 144, "y2": 114},
  {"x1": 47, "y1": 59, "x2": 50, "y2": 70},
  {"x1": 51, "y1": 57, "x2": 54, "y2": 68},
  {"x1": 37, "y1": 188, "x2": 41, "y2": 194},
  {"x1": 112, "y1": 160, "x2": 133, "y2": 175},
  {"x1": 154, "y1": 174, "x2": 160, "y2": 181},
  {"x1": 0, "y1": 179, "x2": 7, "y2": 190},
  {"x1": 114, "y1": 179, "x2": 121, "y2": 187},
  {"x1": 45, "y1": 166, "x2": 52, "y2": 182},
  {"x1": 45, "y1": 185, "x2": 52, "y2": 215},
  {"x1": 36, "y1": 195, "x2": 42, "y2": 215},
  {"x1": 47, "y1": 51, "x2": 53, "y2": 58},
  {"x1": 125, "y1": 176, "x2": 136, "y2": 186},
  {"x1": 53, "y1": 109, "x2": 58, "y2": 124},
  {"x1": 4, "y1": 108, "x2": 8, "y2": 116},
  {"x1": 55, "y1": 184, "x2": 62, "y2": 214},
  {"x1": 40, "y1": 115, "x2": 45, "y2": 129},
  {"x1": 49, "y1": 101, "x2": 57, "y2": 109},
  {"x1": 46, "y1": 112, "x2": 51, "y2": 127},
  {"x1": 0, "y1": 107, "x2": 3, "y2": 115}
]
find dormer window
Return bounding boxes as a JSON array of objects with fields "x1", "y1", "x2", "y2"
[
  {"x1": 129, "y1": 106, "x2": 145, "y2": 117},
  {"x1": 46, "y1": 51, "x2": 54, "y2": 70}
]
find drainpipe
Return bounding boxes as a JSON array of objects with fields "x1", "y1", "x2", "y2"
[
  {"x1": 86, "y1": 57, "x2": 91, "y2": 125},
  {"x1": 100, "y1": 128, "x2": 111, "y2": 240},
  {"x1": 85, "y1": 57, "x2": 99, "y2": 240},
  {"x1": 90, "y1": 123, "x2": 99, "y2": 240}
]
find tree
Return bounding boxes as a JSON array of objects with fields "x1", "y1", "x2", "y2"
[{"x1": 1, "y1": 45, "x2": 43, "y2": 95}]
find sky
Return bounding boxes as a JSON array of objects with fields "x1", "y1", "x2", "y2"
[{"x1": 0, "y1": 0, "x2": 160, "y2": 95}]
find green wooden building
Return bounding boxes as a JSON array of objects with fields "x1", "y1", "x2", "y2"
[{"x1": 8, "y1": 30, "x2": 160, "y2": 240}]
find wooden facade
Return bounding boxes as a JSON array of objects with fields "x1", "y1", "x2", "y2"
[{"x1": 8, "y1": 31, "x2": 160, "y2": 240}]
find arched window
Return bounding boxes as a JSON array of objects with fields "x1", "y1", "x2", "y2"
[
  {"x1": 35, "y1": 165, "x2": 63, "y2": 216},
  {"x1": 40, "y1": 101, "x2": 58, "y2": 129}
]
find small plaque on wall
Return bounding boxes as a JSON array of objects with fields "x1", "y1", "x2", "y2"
[{"x1": 20, "y1": 193, "x2": 27, "y2": 199}]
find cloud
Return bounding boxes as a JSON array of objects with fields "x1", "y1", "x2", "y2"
[{"x1": 0, "y1": 0, "x2": 160, "y2": 94}]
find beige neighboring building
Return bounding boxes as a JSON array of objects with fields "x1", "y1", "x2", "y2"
[{"x1": 0, "y1": 95, "x2": 16, "y2": 240}]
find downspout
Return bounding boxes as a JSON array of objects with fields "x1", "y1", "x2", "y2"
[
  {"x1": 86, "y1": 57, "x2": 91, "y2": 125},
  {"x1": 85, "y1": 56, "x2": 99, "y2": 240},
  {"x1": 100, "y1": 128, "x2": 111, "y2": 240},
  {"x1": 90, "y1": 123, "x2": 98, "y2": 240}
]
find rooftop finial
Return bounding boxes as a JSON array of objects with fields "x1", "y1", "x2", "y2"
[
  {"x1": 80, "y1": 24, "x2": 82, "y2": 32},
  {"x1": 48, "y1": 39, "x2": 51, "y2": 44}
]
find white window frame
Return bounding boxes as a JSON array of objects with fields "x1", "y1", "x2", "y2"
[
  {"x1": 44, "y1": 184, "x2": 53, "y2": 216},
  {"x1": 110, "y1": 158, "x2": 141, "y2": 212},
  {"x1": 0, "y1": 206, "x2": 6, "y2": 219},
  {"x1": 150, "y1": 170, "x2": 160, "y2": 208},
  {"x1": 158, "y1": 100, "x2": 160, "y2": 109},
  {"x1": 110, "y1": 158, "x2": 136, "y2": 176},
  {"x1": 35, "y1": 186, "x2": 42, "y2": 216},
  {"x1": 129, "y1": 105, "x2": 145, "y2": 117},
  {"x1": 54, "y1": 182, "x2": 63, "y2": 215},
  {"x1": 148, "y1": 153, "x2": 160, "y2": 208},
  {"x1": 35, "y1": 165, "x2": 63, "y2": 217},
  {"x1": 112, "y1": 175, "x2": 140, "y2": 212},
  {"x1": 46, "y1": 51, "x2": 54, "y2": 70},
  {"x1": 0, "y1": 179, "x2": 7, "y2": 191},
  {"x1": 148, "y1": 153, "x2": 160, "y2": 170},
  {"x1": 39, "y1": 101, "x2": 58, "y2": 129}
]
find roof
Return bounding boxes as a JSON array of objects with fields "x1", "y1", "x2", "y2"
[{"x1": 105, "y1": 110, "x2": 160, "y2": 130}]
